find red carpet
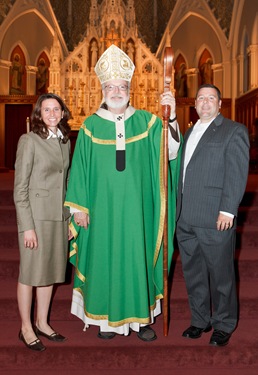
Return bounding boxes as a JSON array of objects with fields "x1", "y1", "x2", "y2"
[{"x1": 0, "y1": 171, "x2": 258, "y2": 375}]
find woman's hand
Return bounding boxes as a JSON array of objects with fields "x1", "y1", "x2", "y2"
[{"x1": 24, "y1": 229, "x2": 38, "y2": 249}]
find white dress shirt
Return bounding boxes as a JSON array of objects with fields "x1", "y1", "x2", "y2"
[
  {"x1": 168, "y1": 121, "x2": 180, "y2": 160},
  {"x1": 183, "y1": 119, "x2": 212, "y2": 182}
]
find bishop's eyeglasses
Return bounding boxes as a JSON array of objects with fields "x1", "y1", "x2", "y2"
[{"x1": 104, "y1": 84, "x2": 129, "y2": 92}]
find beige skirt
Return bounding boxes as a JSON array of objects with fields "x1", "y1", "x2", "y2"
[{"x1": 18, "y1": 219, "x2": 69, "y2": 286}]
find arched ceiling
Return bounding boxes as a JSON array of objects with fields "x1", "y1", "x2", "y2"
[{"x1": 0, "y1": 0, "x2": 234, "y2": 52}]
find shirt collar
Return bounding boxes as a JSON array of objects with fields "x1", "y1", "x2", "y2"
[
  {"x1": 201, "y1": 113, "x2": 220, "y2": 126},
  {"x1": 47, "y1": 128, "x2": 64, "y2": 140},
  {"x1": 195, "y1": 114, "x2": 218, "y2": 129}
]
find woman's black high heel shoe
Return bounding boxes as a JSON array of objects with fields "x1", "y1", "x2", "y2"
[{"x1": 18, "y1": 330, "x2": 46, "y2": 351}]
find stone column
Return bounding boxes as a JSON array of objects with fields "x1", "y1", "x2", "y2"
[
  {"x1": 237, "y1": 54, "x2": 244, "y2": 96},
  {"x1": 222, "y1": 60, "x2": 231, "y2": 98},
  {"x1": 0, "y1": 59, "x2": 11, "y2": 95},
  {"x1": 247, "y1": 44, "x2": 258, "y2": 90},
  {"x1": 186, "y1": 68, "x2": 199, "y2": 97},
  {"x1": 212, "y1": 63, "x2": 223, "y2": 92},
  {"x1": 26, "y1": 65, "x2": 37, "y2": 95}
]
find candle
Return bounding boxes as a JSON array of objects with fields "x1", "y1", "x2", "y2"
[{"x1": 26, "y1": 117, "x2": 30, "y2": 133}]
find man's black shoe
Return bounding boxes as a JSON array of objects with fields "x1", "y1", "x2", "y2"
[
  {"x1": 137, "y1": 326, "x2": 157, "y2": 342},
  {"x1": 182, "y1": 325, "x2": 212, "y2": 339},
  {"x1": 97, "y1": 330, "x2": 116, "y2": 339},
  {"x1": 209, "y1": 329, "x2": 231, "y2": 346}
]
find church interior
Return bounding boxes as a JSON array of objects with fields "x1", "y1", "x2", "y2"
[
  {"x1": 0, "y1": 0, "x2": 257, "y2": 170},
  {"x1": 1, "y1": 2, "x2": 258, "y2": 374}
]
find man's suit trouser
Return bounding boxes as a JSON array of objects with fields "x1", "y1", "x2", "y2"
[{"x1": 176, "y1": 215, "x2": 238, "y2": 333}]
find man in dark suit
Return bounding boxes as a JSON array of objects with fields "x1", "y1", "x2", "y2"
[{"x1": 176, "y1": 84, "x2": 250, "y2": 346}]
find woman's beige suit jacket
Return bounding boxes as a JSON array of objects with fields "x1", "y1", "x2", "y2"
[{"x1": 14, "y1": 132, "x2": 70, "y2": 233}]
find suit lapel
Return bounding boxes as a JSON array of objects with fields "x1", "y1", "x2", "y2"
[{"x1": 185, "y1": 113, "x2": 224, "y2": 162}]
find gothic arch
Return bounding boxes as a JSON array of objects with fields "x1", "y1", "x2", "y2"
[
  {"x1": 168, "y1": 11, "x2": 218, "y2": 40},
  {"x1": 3, "y1": 9, "x2": 54, "y2": 36},
  {"x1": 8, "y1": 40, "x2": 29, "y2": 65},
  {"x1": 158, "y1": 11, "x2": 227, "y2": 63},
  {"x1": 0, "y1": 7, "x2": 67, "y2": 64},
  {"x1": 35, "y1": 50, "x2": 51, "y2": 67},
  {"x1": 174, "y1": 50, "x2": 188, "y2": 66},
  {"x1": 195, "y1": 44, "x2": 215, "y2": 69}
]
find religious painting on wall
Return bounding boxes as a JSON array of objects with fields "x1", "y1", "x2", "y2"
[
  {"x1": 199, "y1": 49, "x2": 213, "y2": 85},
  {"x1": 9, "y1": 46, "x2": 26, "y2": 95},
  {"x1": 174, "y1": 55, "x2": 187, "y2": 97},
  {"x1": 36, "y1": 53, "x2": 50, "y2": 95}
]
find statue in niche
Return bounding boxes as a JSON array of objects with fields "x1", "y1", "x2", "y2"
[
  {"x1": 90, "y1": 41, "x2": 98, "y2": 68},
  {"x1": 175, "y1": 62, "x2": 187, "y2": 97},
  {"x1": 36, "y1": 58, "x2": 49, "y2": 94},
  {"x1": 10, "y1": 53, "x2": 24, "y2": 94},
  {"x1": 200, "y1": 58, "x2": 213, "y2": 84}
]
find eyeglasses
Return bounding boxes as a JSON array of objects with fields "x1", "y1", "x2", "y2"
[{"x1": 104, "y1": 84, "x2": 129, "y2": 92}]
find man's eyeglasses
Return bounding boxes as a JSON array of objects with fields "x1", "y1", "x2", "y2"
[{"x1": 104, "y1": 84, "x2": 129, "y2": 92}]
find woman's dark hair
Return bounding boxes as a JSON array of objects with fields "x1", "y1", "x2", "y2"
[
  {"x1": 196, "y1": 84, "x2": 222, "y2": 101},
  {"x1": 31, "y1": 93, "x2": 71, "y2": 143}
]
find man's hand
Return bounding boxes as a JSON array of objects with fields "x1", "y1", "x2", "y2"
[
  {"x1": 160, "y1": 91, "x2": 176, "y2": 119},
  {"x1": 68, "y1": 227, "x2": 74, "y2": 240},
  {"x1": 74, "y1": 212, "x2": 90, "y2": 229},
  {"x1": 216, "y1": 213, "x2": 234, "y2": 231}
]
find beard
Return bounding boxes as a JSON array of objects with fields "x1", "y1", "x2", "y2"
[{"x1": 105, "y1": 95, "x2": 129, "y2": 110}]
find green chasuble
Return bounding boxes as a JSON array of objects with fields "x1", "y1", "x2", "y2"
[{"x1": 65, "y1": 105, "x2": 181, "y2": 328}]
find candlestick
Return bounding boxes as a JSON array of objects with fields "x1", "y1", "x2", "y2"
[{"x1": 26, "y1": 117, "x2": 30, "y2": 133}]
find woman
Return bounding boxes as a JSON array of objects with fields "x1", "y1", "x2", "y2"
[{"x1": 14, "y1": 93, "x2": 71, "y2": 351}]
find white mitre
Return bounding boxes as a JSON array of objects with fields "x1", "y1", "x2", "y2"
[{"x1": 94, "y1": 44, "x2": 135, "y2": 84}]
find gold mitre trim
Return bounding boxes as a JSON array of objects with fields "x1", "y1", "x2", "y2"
[{"x1": 95, "y1": 44, "x2": 135, "y2": 84}]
